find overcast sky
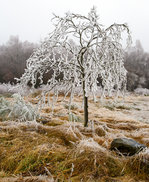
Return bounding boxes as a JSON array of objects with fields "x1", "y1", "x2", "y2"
[{"x1": 0, "y1": 0, "x2": 149, "y2": 51}]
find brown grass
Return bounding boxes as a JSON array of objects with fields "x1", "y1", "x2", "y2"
[{"x1": 0, "y1": 94, "x2": 149, "y2": 181}]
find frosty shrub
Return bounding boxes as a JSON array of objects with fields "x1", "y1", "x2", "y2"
[
  {"x1": 18, "y1": 7, "x2": 131, "y2": 127},
  {"x1": 134, "y1": 88, "x2": 149, "y2": 96},
  {"x1": 0, "y1": 83, "x2": 15, "y2": 94},
  {"x1": 0, "y1": 97, "x2": 11, "y2": 120},
  {"x1": 0, "y1": 94, "x2": 37, "y2": 121},
  {"x1": 0, "y1": 83, "x2": 30, "y2": 96}
]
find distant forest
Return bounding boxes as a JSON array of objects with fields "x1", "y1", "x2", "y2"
[
  {"x1": 0, "y1": 36, "x2": 36, "y2": 84},
  {"x1": 0, "y1": 36, "x2": 149, "y2": 91}
]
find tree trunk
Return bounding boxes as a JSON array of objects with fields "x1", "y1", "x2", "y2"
[
  {"x1": 84, "y1": 94, "x2": 89, "y2": 127},
  {"x1": 80, "y1": 49, "x2": 89, "y2": 127},
  {"x1": 83, "y1": 80, "x2": 88, "y2": 127}
]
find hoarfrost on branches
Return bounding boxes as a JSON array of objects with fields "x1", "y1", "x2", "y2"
[{"x1": 18, "y1": 7, "x2": 131, "y2": 126}]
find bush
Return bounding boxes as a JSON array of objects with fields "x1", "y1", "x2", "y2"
[
  {"x1": 134, "y1": 88, "x2": 149, "y2": 96},
  {"x1": 0, "y1": 97, "x2": 11, "y2": 120},
  {"x1": 0, "y1": 94, "x2": 38, "y2": 121}
]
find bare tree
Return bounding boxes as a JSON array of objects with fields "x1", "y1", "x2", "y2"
[{"x1": 19, "y1": 7, "x2": 131, "y2": 127}]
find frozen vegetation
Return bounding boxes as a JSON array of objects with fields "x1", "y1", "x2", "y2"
[
  {"x1": 0, "y1": 91, "x2": 149, "y2": 181},
  {"x1": 0, "y1": 7, "x2": 149, "y2": 182},
  {"x1": 18, "y1": 7, "x2": 131, "y2": 127}
]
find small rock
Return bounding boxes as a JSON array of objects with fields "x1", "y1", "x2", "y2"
[{"x1": 110, "y1": 138, "x2": 146, "y2": 156}]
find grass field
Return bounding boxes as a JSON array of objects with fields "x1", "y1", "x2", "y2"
[{"x1": 0, "y1": 93, "x2": 149, "y2": 181}]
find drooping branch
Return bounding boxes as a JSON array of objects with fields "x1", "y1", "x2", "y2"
[{"x1": 18, "y1": 7, "x2": 131, "y2": 127}]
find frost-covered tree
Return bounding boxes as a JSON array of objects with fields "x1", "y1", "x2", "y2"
[{"x1": 18, "y1": 7, "x2": 131, "y2": 127}]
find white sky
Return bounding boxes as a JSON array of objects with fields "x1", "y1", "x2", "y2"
[{"x1": 0, "y1": 0, "x2": 149, "y2": 51}]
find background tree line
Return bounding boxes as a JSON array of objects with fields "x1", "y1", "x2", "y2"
[
  {"x1": 125, "y1": 40, "x2": 149, "y2": 91},
  {"x1": 0, "y1": 36, "x2": 37, "y2": 83},
  {"x1": 0, "y1": 36, "x2": 149, "y2": 91}
]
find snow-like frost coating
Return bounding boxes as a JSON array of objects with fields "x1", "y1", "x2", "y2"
[
  {"x1": 18, "y1": 7, "x2": 131, "y2": 109},
  {"x1": 77, "y1": 138, "x2": 107, "y2": 153}
]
